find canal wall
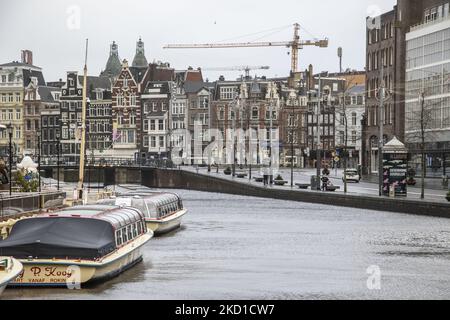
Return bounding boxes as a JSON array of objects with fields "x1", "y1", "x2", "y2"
[
  {"x1": 42, "y1": 166, "x2": 450, "y2": 218},
  {"x1": 142, "y1": 168, "x2": 450, "y2": 218}
]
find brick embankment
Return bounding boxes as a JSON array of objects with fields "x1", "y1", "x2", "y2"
[{"x1": 142, "y1": 168, "x2": 450, "y2": 218}]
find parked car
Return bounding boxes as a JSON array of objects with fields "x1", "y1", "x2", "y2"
[{"x1": 343, "y1": 169, "x2": 361, "y2": 183}]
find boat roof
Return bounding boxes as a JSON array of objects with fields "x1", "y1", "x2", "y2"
[
  {"x1": 39, "y1": 205, "x2": 145, "y2": 229},
  {"x1": 116, "y1": 193, "x2": 180, "y2": 204}
]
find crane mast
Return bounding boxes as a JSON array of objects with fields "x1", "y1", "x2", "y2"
[{"x1": 164, "y1": 24, "x2": 328, "y2": 74}]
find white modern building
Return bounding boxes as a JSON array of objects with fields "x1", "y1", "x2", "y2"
[{"x1": 405, "y1": 6, "x2": 450, "y2": 174}]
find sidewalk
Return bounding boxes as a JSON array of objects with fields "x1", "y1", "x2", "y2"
[
  {"x1": 181, "y1": 166, "x2": 449, "y2": 203},
  {"x1": 362, "y1": 173, "x2": 449, "y2": 191}
]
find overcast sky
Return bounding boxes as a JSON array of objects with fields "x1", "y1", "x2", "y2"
[{"x1": 0, "y1": 0, "x2": 395, "y2": 82}]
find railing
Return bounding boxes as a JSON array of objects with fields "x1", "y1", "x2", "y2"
[
  {"x1": 0, "y1": 191, "x2": 66, "y2": 220},
  {"x1": 40, "y1": 156, "x2": 177, "y2": 169}
]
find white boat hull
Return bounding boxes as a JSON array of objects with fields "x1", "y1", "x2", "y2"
[
  {"x1": 146, "y1": 209, "x2": 187, "y2": 235},
  {"x1": 10, "y1": 232, "x2": 152, "y2": 287},
  {"x1": 0, "y1": 257, "x2": 23, "y2": 295}
]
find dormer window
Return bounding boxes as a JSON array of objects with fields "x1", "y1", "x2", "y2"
[
  {"x1": 96, "y1": 91, "x2": 103, "y2": 100},
  {"x1": 123, "y1": 77, "x2": 128, "y2": 87},
  {"x1": 69, "y1": 78, "x2": 74, "y2": 87}
]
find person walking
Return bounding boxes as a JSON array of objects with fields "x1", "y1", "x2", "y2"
[{"x1": 0, "y1": 160, "x2": 9, "y2": 191}]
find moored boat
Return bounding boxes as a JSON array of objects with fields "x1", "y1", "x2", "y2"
[
  {"x1": 98, "y1": 193, "x2": 187, "y2": 235},
  {"x1": 0, "y1": 257, "x2": 23, "y2": 295},
  {"x1": 0, "y1": 205, "x2": 152, "y2": 287}
]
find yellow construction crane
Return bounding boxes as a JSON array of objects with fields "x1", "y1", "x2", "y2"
[
  {"x1": 202, "y1": 65, "x2": 270, "y2": 78},
  {"x1": 164, "y1": 23, "x2": 328, "y2": 74}
]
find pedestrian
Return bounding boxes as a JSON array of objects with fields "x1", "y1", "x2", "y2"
[{"x1": 0, "y1": 160, "x2": 9, "y2": 190}]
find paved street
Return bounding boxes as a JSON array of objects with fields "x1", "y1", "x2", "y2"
[{"x1": 182, "y1": 166, "x2": 449, "y2": 203}]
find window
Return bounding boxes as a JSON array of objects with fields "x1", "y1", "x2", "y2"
[
  {"x1": 150, "y1": 120, "x2": 156, "y2": 131},
  {"x1": 151, "y1": 136, "x2": 156, "y2": 148},
  {"x1": 123, "y1": 77, "x2": 128, "y2": 87},
  {"x1": 15, "y1": 126, "x2": 21, "y2": 139},
  {"x1": 252, "y1": 107, "x2": 258, "y2": 120},
  {"x1": 15, "y1": 109, "x2": 21, "y2": 120},
  {"x1": 96, "y1": 91, "x2": 103, "y2": 100},
  {"x1": 117, "y1": 94, "x2": 124, "y2": 106},
  {"x1": 159, "y1": 136, "x2": 165, "y2": 148},
  {"x1": 127, "y1": 130, "x2": 135, "y2": 143},
  {"x1": 15, "y1": 93, "x2": 21, "y2": 103},
  {"x1": 199, "y1": 96, "x2": 209, "y2": 108},
  {"x1": 220, "y1": 87, "x2": 236, "y2": 100},
  {"x1": 352, "y1": 112, "x2": 357, "y2": 126},
  {"x1": 352, "y1": 131, "x2": 357, "y2": 144},
  {"x1": 158, "y1": 119, "x2": 164, "y2": 131},
  {"x1": 265, "y1": 110, "x2": 277, "y2": 120},
  {"x1": 143, "y1": 135, "x2": 149, "y2": 147},
  {"x1": 130, "y1": 95, "x2": 136, "y2": 106},
  {"x1": 143, "y1": 119, "x2": 149, "y2": 132},
  {"x1": 130, "y1": 112, "x2": 136, "y2": 125}
]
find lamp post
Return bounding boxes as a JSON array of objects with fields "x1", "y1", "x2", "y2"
[
  {"x1": 56, "y1": 133, "x2": 60, "y2": 191},
  {"x1": 37, "y1": 131, "x2": 41, "y2": 193},
  {"x1": 6, "y1": 123, "x2": 13, "y2": 196}
]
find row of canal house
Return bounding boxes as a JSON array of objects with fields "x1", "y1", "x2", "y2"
[{"x1": 1, "y1": 42, "x2": 365, "y2": 168}]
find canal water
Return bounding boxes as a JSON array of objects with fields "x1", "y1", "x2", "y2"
[{"x1": 4, "y1": 189, "x2": 450, "y2": 299}]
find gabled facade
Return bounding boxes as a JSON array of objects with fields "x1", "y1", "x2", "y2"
[
  {"x1": 86, "y1": 78, "x2": 112, "y2": 160},
  {"x1": 59, "y1": 71, "x2": 83, "y2": 162},
  {"x1": 111, "y1": 60, "x2": 141, "y2": 159},
  {"x1": 211, "y1": 77, "x2": 281, "y2": 166},
  {"x1": 141, "y1": 81, "x2": 172, "y2": 159},
  {"x1": 0, "y1": 52, "x2": 45, "y2": 157},
  {"x1": 23, "y1": 78, "x2": 61, "y2": 157}
]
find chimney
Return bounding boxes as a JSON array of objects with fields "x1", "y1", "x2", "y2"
[{"x1": 21, "y1": 50, "x2": 33, "y2": 65}]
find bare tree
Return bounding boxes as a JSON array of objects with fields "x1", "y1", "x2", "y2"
[
  {"x1": 336, "y1": 75, "x2": 363, "y2": 193},
  {"x1": 406, "y1": 92, "x2": 439, "y2": 199}
]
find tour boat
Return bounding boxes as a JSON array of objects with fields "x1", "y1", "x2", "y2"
[
  {"x1": 98, "y1": 193, "x2": 187, "y2": 235},
  {"x1": 0, "y1": 205, "x2": 153, "y2": 287},
  {"x1": 0, "y1": 257, "x2": 23, "y2": 295}
]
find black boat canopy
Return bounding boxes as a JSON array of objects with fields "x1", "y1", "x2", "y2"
[{"x1": 0, "y1": 205, "x2": 146, "y2": 260}]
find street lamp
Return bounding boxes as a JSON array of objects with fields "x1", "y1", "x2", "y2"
[
  {"x1": 37, "y1": 131, "x2": 41, "y2": 193},
  {"x1": 56, "y1": 133, "x2": 60, "y2": 191},
  {"x1": 6, "y1": 123, "x2": 13, "y2": 196}
]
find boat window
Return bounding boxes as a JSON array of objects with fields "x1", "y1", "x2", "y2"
[
  {"x1": 127, "y1": 225, "x2": 132, "y2": 240},
  {"x1": 137, "y1": 221, "x2": 142, "y2": 235},
  {"x1": 122, "y1": 228, "x2": 128, "y2": 243},
  {"x1": 116, "y1": 230, "x2": 122, "y2": 246},
  {"x1": 132, "y1": 223, "x2": 138, "y2": 238}
]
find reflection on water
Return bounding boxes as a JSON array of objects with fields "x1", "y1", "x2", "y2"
[{"x1": 4, "y1": 189, "x2": 450, "y2": 300}]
